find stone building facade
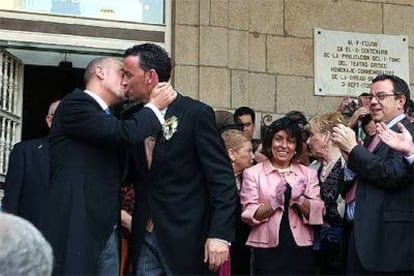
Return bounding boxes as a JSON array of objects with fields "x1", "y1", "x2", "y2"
[
  {"x1": 0, "y1": 0, "x2": 413, "y2": 185},
  {"x1": 172, "y1": 0, "x2": 414, "y2": 137}
]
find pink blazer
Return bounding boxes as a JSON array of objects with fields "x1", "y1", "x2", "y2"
[{"x1": 240, "y1": 160, "x2": 324, "y2": 248}]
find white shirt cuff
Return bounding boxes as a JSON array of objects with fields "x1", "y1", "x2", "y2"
[
  {"x1": 212, "y1": 238, "x2": 231, "y2": 246},
  {"x1": 144, "y1": 103, "x2": 165, "y2": 125},
  {"x1": 405, "y1": 154, "x2": 414, "y2": 165}
]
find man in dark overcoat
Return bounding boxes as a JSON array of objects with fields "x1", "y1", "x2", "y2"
[
  {"x1": 123, "y1": 43, "x2": 237, "y2": 275},
  {"x1": 2, "y1": 100, "x2": 59, "y2": 229}
]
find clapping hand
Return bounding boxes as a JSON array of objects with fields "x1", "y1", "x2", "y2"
[
  {"x1": 377, "y1": 122, "x2": 414, "y2": 157},
  {"x1": 290, "y1": 178, "x2": 306, "y2": 206},
  {"x1": 332, "y1": 124, "x2": 358, "y2": 153},
  {"x1": 271, "y1": 182, "x2": 287, "y2": 210}
]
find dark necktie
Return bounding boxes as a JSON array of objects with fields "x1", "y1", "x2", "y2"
[{"x1": 345, "y1": 134, "x2": 380, "y2": 203}]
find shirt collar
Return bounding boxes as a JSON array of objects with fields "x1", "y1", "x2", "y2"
[
  {"x1": 386, "y1": 113, "x2": 406, "y2": 128},
  {"x1": 263, "y1": 159, "x2": 276, "y2": 175},
  {"x1": 84, "y1": 90, "x2": 108, "y2": 111}
]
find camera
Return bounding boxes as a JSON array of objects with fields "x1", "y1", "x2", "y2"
[{"x1": 342, "y1": 97, "x2": 358, "y2": 117}]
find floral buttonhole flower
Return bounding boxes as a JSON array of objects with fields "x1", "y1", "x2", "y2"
[{"x1": 162, "y1": 115, "x2": 179, "y2": 141}]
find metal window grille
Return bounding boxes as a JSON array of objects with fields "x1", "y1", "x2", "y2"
[{"x1": 0, "y1": 49, "x2": 23, "y2": 184}]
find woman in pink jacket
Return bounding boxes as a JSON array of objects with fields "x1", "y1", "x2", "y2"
[{"x1": 240, "y1": 116, "x2": 325, "y2": 275}]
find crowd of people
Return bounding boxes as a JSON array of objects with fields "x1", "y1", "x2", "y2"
[{"x1": 0, "y1": 42, "x2": 413, "y2": 276}]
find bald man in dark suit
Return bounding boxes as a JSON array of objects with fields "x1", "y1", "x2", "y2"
[
  {"x1": 2, "y1": 100, "x2": 59, "y2": 229},
  {"x1": 40, "y1": 57, "x2": 175, "y2": 275}
]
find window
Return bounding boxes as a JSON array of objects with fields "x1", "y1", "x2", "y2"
[
  {"x1": 0, "y1": 49, "x2": 23, "y2": 183},
  {"x1": 1, "y1": 0, "x2": 165, "y2": 25}
]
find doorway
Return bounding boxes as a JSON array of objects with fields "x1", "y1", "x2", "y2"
[
  {"x1": 22, "y1": 65, "x2": 85, "y2": 140},
  {"x1": 0, "y1": 46, "x2": 120, "y2": 186}
]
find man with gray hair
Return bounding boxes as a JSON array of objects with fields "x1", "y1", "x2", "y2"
[{"x1": 0, "y1": 212, "x2": 53, "y2": 276}]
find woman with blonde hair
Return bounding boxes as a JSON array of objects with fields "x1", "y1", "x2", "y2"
[
  {"x1": 220, "y1": 128, "x2": 255, "y2": 275},
  {"x1": 306, "y1": 111, "x2": 350, "y2": 274},
  {"x1": 221, "y1": 129, "x2": 255, "y2": 190}
]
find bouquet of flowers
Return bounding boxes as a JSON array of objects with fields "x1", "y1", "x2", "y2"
[{"x1": 162, "y1": 116, "x2": 178, "y2": 141}]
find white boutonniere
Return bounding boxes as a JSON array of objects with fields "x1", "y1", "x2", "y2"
[{"x1": 162, "y1": 116, "x2": 178, "y2": 141}]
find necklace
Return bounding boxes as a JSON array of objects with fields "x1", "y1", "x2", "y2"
[
  {"x1": 276, "y1": 166, "x2": 292, "y2": 175},
  {"x1": 321, "y1": 158, "x2": 339, "y2": 179},
  {"x1": 277, "y1": 167, "x2": 290, "y2": 173}
]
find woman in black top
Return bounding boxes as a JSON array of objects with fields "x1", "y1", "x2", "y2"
[{"x1": 307, "y1": 111, "x2": 352, "y2": 274}]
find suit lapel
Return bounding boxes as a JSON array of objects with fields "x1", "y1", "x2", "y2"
[
  {"x1": 359, "y1": 117, "x2": 410, "y2": 199},
  {"x1": 149, "y1": 94, "x2": 183, "y2": 175}
]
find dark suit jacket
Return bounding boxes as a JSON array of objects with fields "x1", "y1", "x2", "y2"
[
  {"x1": 348, "y1": 117, "x2": 413, "y2": 272},
  {"x1": 2, "y1": 136, "x2": 49, "y2": 229},
  {"x1": 131, "y1": 94, "x2": 237, "y2": 274},
  {"x1": 40, "y1": 89, "x2": 161, "y2": 275}
]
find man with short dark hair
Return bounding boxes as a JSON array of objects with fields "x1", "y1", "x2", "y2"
[
  {"x1": 234, "y1": 106, "x2": 267, "y2": 163},
  {"x1": 123, "y1": 43, "x2": 237, "y2": 275},
  {"x1": 234, "y1": 106, "x2": 256, "y2": 140},
  {"x1": 332, "y1": 74, "x2": 413, "y2": 274}
]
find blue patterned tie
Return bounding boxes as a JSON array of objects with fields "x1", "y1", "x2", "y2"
[{"x1": 104, "y1": 108, "x2": 111, "y2": 115}]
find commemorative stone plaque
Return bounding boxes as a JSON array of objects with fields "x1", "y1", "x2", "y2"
[{"x1": 314, "y1": 28, "x2": 409, "y2": 96}]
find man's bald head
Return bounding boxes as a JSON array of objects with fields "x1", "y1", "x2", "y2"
[
  {"x1": 84, "y1": 57, "x2": 120, "y2": 84},
  {"x1": 83, "y1": 57, "x2": 127, "y2": 106}
]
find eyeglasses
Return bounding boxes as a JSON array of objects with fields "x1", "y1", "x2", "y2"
[{"x1": 367, "y1": 92, "x2": 397, "y2": 101}]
